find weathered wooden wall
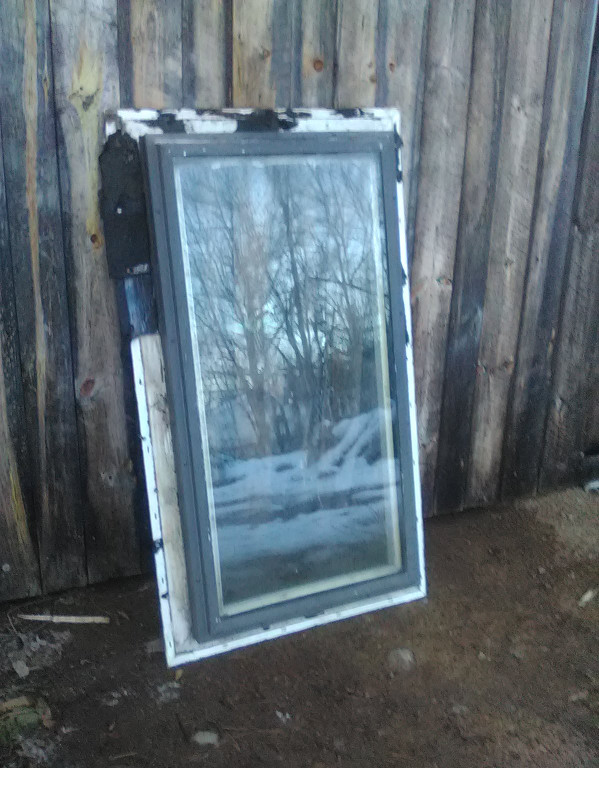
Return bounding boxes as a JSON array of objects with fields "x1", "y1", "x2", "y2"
[{"x1": 0, "y1": 0, "x2": 597, "y2": 601}]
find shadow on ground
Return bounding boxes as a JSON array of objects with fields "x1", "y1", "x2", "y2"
[{"x1": 1, "y1": 488, "x2": 597, "y2": 767}]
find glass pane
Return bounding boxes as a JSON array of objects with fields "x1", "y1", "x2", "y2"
[{"x1": 175, "y1": 152, "x2": 403, "y2": 616}]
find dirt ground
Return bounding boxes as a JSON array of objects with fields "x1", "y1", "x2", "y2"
[{"x1": 1, "y1": 487, "x2": 597, "y2": 767}]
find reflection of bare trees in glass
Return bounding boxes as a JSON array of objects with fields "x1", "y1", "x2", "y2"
[{"x1": 179, "y1": 155, "x2": 386, "y2": 463}]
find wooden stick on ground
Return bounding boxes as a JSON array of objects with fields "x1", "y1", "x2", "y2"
[{"x1": 17, "y1": 614, "x2": 110, "y2": 624}]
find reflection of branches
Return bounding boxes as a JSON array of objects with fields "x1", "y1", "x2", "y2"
[{"x1": 178, "y1": 155, "x2": 386, "y2": 460}]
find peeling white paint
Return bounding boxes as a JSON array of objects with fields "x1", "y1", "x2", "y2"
[
  {"x1": 118, "y1": 108, "x2": 160, "y2": 121},
  {"x1": 123, "y1": 120, "x2": 164, "y2": 141},
  {"x1": 127, "y1": 109, "x2": 425, "y2": 667},
  {"x1": 108, "y1": 107, "x2": 403, "y2": 141}
]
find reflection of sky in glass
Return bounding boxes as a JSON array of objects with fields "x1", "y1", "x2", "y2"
[{"x1": 175, "y1": 153, "x2": 402, "y2": 615}]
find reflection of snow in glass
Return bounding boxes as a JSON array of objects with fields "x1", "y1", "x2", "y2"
[
  {"x1": 175, "y1": 153, "x2": 402, "y2": 616},
  {"x1": 213, "y1": 408, "x2": 403, "y2": 611}
]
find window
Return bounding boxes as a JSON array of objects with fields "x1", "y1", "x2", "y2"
[{"x1": 133, "y1": 110, "x2": 424, "y2": 663}]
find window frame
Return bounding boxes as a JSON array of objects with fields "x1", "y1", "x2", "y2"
[{"x1": 122, "y1": 109, "x2": 425, "y2": 663}]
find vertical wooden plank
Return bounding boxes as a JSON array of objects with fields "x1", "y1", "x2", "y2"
[
  {"x1": 582, "y1": 279, "x2": 599, "y2": 458},
  {"x1": 51, "y1": 0, "x2": 140, "y2": 582},
  {"x1": 540, "y1": 23, "x2": 599, "y2": 488},
  {"x1": 119, "y1": 0, "x2": 182, "y2": 109},
  {"x1": 501, "y1": 0, "x2": 598, "y2": 499},
  {"x1": 0, "y1": 0, "x2": 85, "y2": 591},
  {"x1": 182, "y1": 0, "x2": 229, "y2": 108},
  {"x1": 541, "y1": 230, "x2": 599, "y2": 485},
  {"x1": 409, "y1": 0, "x2": 476, "y2": 514},
  {"x1": 299, "y1": 0, "x2": 337, "y2": 107},
  {"x1": 134, "y1": 334, "x2": 190, "y2": 652},
  {"x1": 570, "y1": 21, "x2": 599, "y2": 470},
  {"x1": 435, "y1": 0, "x2": 512, "y2": 513},
  {"x1": 467, "y1": 0, "x2": 553, "y2": 506},
  {"x1": 0, "y1": 341, "x2": 39, "y2": 601},
  {"x1": 117, "y1": 0, "x2": 183, "y2": 573},
  {"x1": 375, "y1": 0, "x2": 429, "y2": 258},
  {"x1": 0, "y1": 116, "x2": 41, "y2": 601},
  {"x1": 334, "y1": 0, "x2": 378, "y2": 107},
  {"x1": 232, "y1": 0, "x2": 297, "y2": 107}
]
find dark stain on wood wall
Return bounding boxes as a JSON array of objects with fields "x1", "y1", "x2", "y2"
[{"x1": 0, "y1": 0, "x2": 597, "y2": 601}]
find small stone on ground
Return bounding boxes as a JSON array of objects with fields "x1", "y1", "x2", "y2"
[
  {"x1": 192, "y1": 730, "x2": 219, "y2": 747},
  {"x1": 388, "y1": 647, "x2": 416, "y2": 672}
]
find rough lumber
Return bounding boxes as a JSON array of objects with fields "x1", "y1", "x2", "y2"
[
  {"x1": 334, "y1": 0, "x2": 378, "y2": 107},
  {"x1": 541, "y1": 24, "x2": 599, "y2": 487},
  {"x1": 232, "y1": 0, "x2": 297, "y2": 107},
  {"x1": 299, "y1": 0, "x2": 337, "y2": 107},
  {"x1": 375, "y1": 0, "x2": 429, "y2": 259},
  {"x1": 0, "y1": 115, "x2": 40, "y2": 601},
  {"x1": 435, "y1": 0, "x2": 512, "y2": 512},
  {"x1": 467, "y1": 0, "x2": 553, "y2": 506},
  {"x1": 118, "y1": 0, "x2": 183, "y2": 109},
  {"x1": 0, "y1": 0, "x2": 85, "y2": 591},
  {"x1": 51, "y1": 0, "x2": 140, "y2": 582},
  {"x1": 408, "y1": 0, "x2": 476, "y2": 514},
  {"x1": 183, "y1": 0, "x2": 229, "y2": 107},
  {"x1": 501, "y1": 0, "x2": 598, "y2": 498}
]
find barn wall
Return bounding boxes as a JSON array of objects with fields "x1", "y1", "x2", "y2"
[{"x1": 0, "y1": 0, "x2": 597, "y2": 601}]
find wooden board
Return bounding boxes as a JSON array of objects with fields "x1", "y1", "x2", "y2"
[
  {"x1": 132, "y1": 334, "x2": 190, "y2": 661},
  {"x1": 374, "y1": 0, "x2": 429, "y2": 259},
  {"x1": 0, "y1": 0, "x2": 597, "y2": 601},
  {"x1": 0, "y1": 0, "x2": 85, "y2": 591},
  {"x1": 118, "y1": 0, "x2": 183, "y2": 109},
  {"x1": 467, "y1": 0, "x2": 553, "y2": 507},
  {"x1": 182, "y1": 0, "x2": 229, "y2": 107},
  {"x1": 298, "y1": 0, "x2": 337, "y2": 107},
  {"x1": 540, "y1": 23, "x2": 599, "y2": 487},
  {"x1": 408, "y1": 0, "x2": 476, "y2": 514},
  {"x1": 116, "y1": 0, "x2": 183, "y2": 571},
  {"x1": 0, "y1": 108, "x2": 40, "y2": 602},
  {"x1": 232, "y1": 0, "x2": 297, "y2": 107},
  {"x1": 571, "y1": 21, "x2": 599, "y2": 468},
  {"x1": 501, "y1": 0, "x2": 599, "y2": 499},
  {"x1": 334, "y1": 0, "x2": 378, "y2": 107},
  {"x1": 120, "y1": 0, "x2": 183, "y2": 109},
  {"x1": 435, "y1": 0, "x2": 512, "y2": 513},
  {"x1": 50, "y1": 0, "x2": 140, "y2": 583}
]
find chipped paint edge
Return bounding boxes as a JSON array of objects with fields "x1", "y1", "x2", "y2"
[
  {"x1": 131, "y1": 336, "x2": 177, "y2": 665},
  {"x1": 126, "y1": 109, "x2": 425, "y2": 667},
  {"x1": 106, "y1": 107, "x2": 403, "y2": 140}
]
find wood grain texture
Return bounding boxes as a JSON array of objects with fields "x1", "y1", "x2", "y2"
[
  {"x1": 575, "y1": 23, "x2": 599, "y2": 463},
  {"x1": 334, "y1": 0, "x2": 378, "y2": 106},
  {"x1": 467, "y1": 0, "x2": 553, "y2": 506},
  {"x1": 232, "y1": 0, "x2": 298, "y2": 107},
  {"x1": 408, "y1": 0, "x2": 476, "y2": 514},
  {"x1": 0, "y1": 0, "x2": 597, "y2": 601},
  {"x1": 540, "y1": 24, "x2": 599, "y2": 487},
  {"x1": 336, "y1": 0, "x2": 429, "y2": 257},
  {"x1": 501, "y1": 0, "x2": 598, "y2": 499},
  {"x1": 124, "y1": 0, "x2": 183, "y2": 109},
  {"x1": 0, "y1": 0, "x2": 85, "y2": 591},
  {"x1": 117, "y1": 0, "x2": 183, "y2": 571},
  {"x1": 582, "y1": 264, "x2": 599, "y2": 456},
  {"x1": 51, "y1": 0, "x2": 140, "y2": 583},
  {"x1": 375, "y1": 0, "x2": 429, "y2": 259},
  {"x1": 0, "y1": 113, "x2": 40, "y2": 601},
  {"x1": 135, "y1": 334, "x2": 190, "y2": 648},
  {"x1": 182, "y1": 0, "x2": 229, "y2": 107},
  {"x1": 299, "y1": 0, "x2": 337, "y2": 106},
  {"x1": 435, "y1": 0, "x2": 512, "y2": 513}
]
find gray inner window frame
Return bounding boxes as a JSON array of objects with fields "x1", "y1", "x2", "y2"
[{"x1": 140, "y1": 130, "x2": 420, "y2": 644}]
